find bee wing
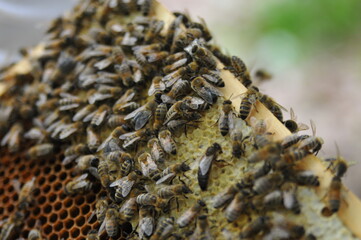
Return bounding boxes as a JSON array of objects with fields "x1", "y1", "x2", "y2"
[
  {"x1": 88, "y1": 167, "x2": 100, "y2": 179},
  {"x1": 282, "y1": 191, "x2": 294, "y2": 210},
  {"x1": 72, "y1": 106, "x2": 90, "y2": 122},
  {"x1": 59, "y1": 103, "x2": 80, "y2": 111},
  {"x1": 188, "y1": 96, "x2": 205, "y2": 109},
  {"x1": 134, "y1": 110, "x2": 152, "y2": 130},
  {"x1": 88, "y1": 93, "x2": 113, "y2": 104},
  {"x1": 73, "y1": 180, "x2": 88, "y2": 189},
  {"x1": 12, "y1": 179, "x2": 21, "y2": 193},
  {"x1": 199, "y1": 155, "x2": 213, "y2": 176},
  {"x1": 76, "y1": 173, "x2": 89, "y2": 181},
  {"x1": 165, "y1": 77, "x2": 180, "y2": 88},
  {"x1": 79, "y1": 74, "x2": 97, "y2": 88},
  {"x1": 87, "y1": 210, "x2": 96, "y2": 223},
  {"x1": 109, "y1": 177, "x2": 126, "y2": 187},
  {"x1": 59, "y1": 92, "x2": 78, "y2": 99},
  {"x1": 139, "y1": 217, "x2": 154, "y2": 238},
  {"x1": 121, "y1": 179, "x2": 135, "y2": 197},
  {"x1": 290, "y1": 107, "x2": 296, "y2": 121},
  {"x1": 194, "y1": 84, "x2": 222, "y2": 104},
  {"x1": 297, "y1": 122, "x2": 309, "y2": 132},
  {"x1": 92, "y1": 110, "x2": 108, "y2": 126},
  {"x1": 59, "y1": 125, "x2": 79, "y2": 140},
  {"x1": 115, "y1": 90, "x2": 136, "y2": 105},
  {"x1": 83, "y1": 110, "x2": 97, "y2": 123},
  {"x1": 119, "y1": 131, "x2": 135, "y2": 140},
  {"x1": 170, "y1": 58, "x2": 188, "y2": 71},
  {"x1": 97, "y1": 135, "x2": 112, "y2": 152},
  {"x1": 98, "y1": 218, "x2": 106, "y2": 235},
  {"x1": 124, "y1": 105, "x2": 146, "y2": 120},
  {"x1": 1, "y1": 130, "x2": 11, "y2": 146},
  {"x1": 94, "y1": 58, "x2": 112, "y2": 70},
  {"x1": 62, "y1": 155, "x2": 77, "y2": 165},
  {"x1": 156, "y1": 173, "x2": 176, "y2": 185},
  {"x1": 148, "y1": 80, "x2": 165, "y2": 96},
  {"x1": 123, "y1": 135, "x2": 141, "y2": 149}
]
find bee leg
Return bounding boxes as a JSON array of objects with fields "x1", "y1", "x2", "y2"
[
  {"x1": 179, "y1": 177, "x2": 186, "y2": 185},
  {"x1": 215, "y1": 159, "x2": 231, "y2": 167},
  {"x1": 175, "y1": 197, "x2": 180, "y2": 211},
  {"x1": 181, "y1": 173, "x2": 190, "y2": 179}
]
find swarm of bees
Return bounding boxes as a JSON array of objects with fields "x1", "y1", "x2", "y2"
[{"x1": 0, "y1": 0, "x2": 353, "y2": 239}]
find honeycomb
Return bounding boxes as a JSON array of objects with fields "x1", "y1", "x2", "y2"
[{"x1": 0, "y1": 0, "x2": 360, "y2": 239}]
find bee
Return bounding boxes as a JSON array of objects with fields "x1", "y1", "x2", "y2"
[
  {"x1": 1, "y1": 123, "x2": 22, "y2": 153},
  {"x1": 164, "y1": 100, "x2": 192, "y2": 124},
  {"x1": 282, "y1": 182, "x2": 301, "y2": 214},
  {"x1": 218, "y1": 99, "x2": 235, "y2": 136},
  {"x1": 228, "y1": 56, "x2": 252, "y2": 88},
  {"x1": 282, "y1": 148, "x2": 309, "y2": 164},
  {"x1": 63, "y1": 143, "x2": 89, "y2": 165},
  {"x1": 284, "y1": 108, "x2": 309, "y2": 133},
  {"x1": 0, "y1": 211, "x2": 24, "y2": 240},
  {"x1": 239, "y1": 87, "x2": 259, "y2": 120},
  {"x1": 191, "y1": 76, "x2": 223, "y2": 104},
  {"x1": 161, "y1": 79, "x2": 190, "y2": 104},
  {"x1": 189, "y1": 215, "x2": 212, "y2": 240},
  {"x1": 13, "y1": 177, "x2": 36, "y2": 210},
  {"x1": 27, "y1": 143, "x2": 54, "y2": 159},
  {"x1": 144, "y1": 19, "x2": 165, "y2": 43},
  {"x1": 171, "y1": 28, "x2": 202, "y2": 53},
  {"x1": 162, "y1": 61, "x2": 199, "y2": 88},
  {"x1": 252, "y1": 161, "x2": 272, "y2": 180},
  {"x1": 255, "y1": 190, "x2": 283, "y2": 211},
  {"x1": 114, "y1": 59, "x2": 134, "y2": 87},
  {"x1": 125, "y1": 100, "x2": 158, "y2": 130},
  {"x1": 191, "y1": 44, "x2": 217, "y2": 69},
  {"x1": 165, "y1": 14, "x2": 183, "y2": 47},
  {"x1": 110, "y1": 171, "x2": 140, "y2": 199},
  {"x1": 28, "y1": 229, "x2": 42, "y2": 240},
  {"x1": 326, "y1": 176, "x2": 342, "y2": 213},
  {"x1": 89, "y1": 104, "x2": 110, "y2": 126},
  {"x1": 88, "y1": 198, "x2": 108, "y2": 223},
  {"x1": 247, "y1": 142, "x2": 282, "y2": 163},
  {"x1": 108, "y1": 114, "x2": 127, "y2": 128},
  {"x1": 153, "y1": 103, "x2": 167, "y2": 132},
  {"x1": 199, "y1": 67, "x2": 224, "y2": 87},
  {"x1": 156, "y1": 162, "x2": 191, "y2": 185},
  {"x1": 325, "y1": 143, "x2": 349, "y2": 178},
  {"x1": 58, "y1": 95, "x2": 84, "y2": 111},
  {"x1": 281, "y1": 134, "x2": 310, "y2": 150},
  {"x1": 264, "y1": 217, "x2": 305, "y2": 240},
  {"x1": 158, "y1": 129, "x2": 177, "y2": 155},
  {"x1": 93, "y1": 47, "x2": 125, "y2": 70},
  {"x1": 119, "y1": 197, "x2": 138, "y2": 221},
  {"x1": 254, "y1": 69, "x2": 272, "y2": 82},
  {"x1": 120, "y1": 153, "x2": 134, "y2": 177},
  {"x1": 120, "y1": 128, "x2": 154, "y2": 149},
  {"x1": 177, "y1": 200, "x2": 206, "y2": 227},
  {"x1": 292, "y1": 170, "x2": 319, "y2": 187},
  {"x1": 137, "y1": 152, "x2": 161, "y2": 181},
  {"x1": 148, "y1": 137, "x2": 166, "y2": 164},
  {"x1": 157, "y1": 184, "x2": 192, "y2": 199},
  {"x1": 139, "y1": 206, "x2": 155, "y2": 239},
  {"x1": 86, "y1": 230, "x2": 99, "y2": 240},
  {"x1": 97, "y1": 159, "x2": 110, "y2": 188},
  {"x1": 182, "y1": 95, "x2": 210, "y2": 111},
  {"x1": 57, "y1": 121, "x2": 84, "y2": 140},
  {"x1": 86, "y1": 126, "x2": 101, "y2": 152},
  {"x1": 113, "y1": 101, "x2": 140, "y2": 115},
  {"x1": 298, "y1": 120, "x2": 324, "y2": 154},
  {"x1": 97, "y1": 126, "x2": 130, "y2": 152},
  {"x1": 136, "y1": 193, "x2": 157, "y2": 206},
  {"x1": 259, "y1": 94, "x2": 286, "y2": 122},
  {"x1": 98, "y1": 204, "x2": 122, "y2": 238},
  {"x1": 140, "y1": 0, "x2": 152, "y2": 16},
  {"x1": 64, "y1": 173, "x2": 93, "y2": 195},
  {"x1": 163, "y1": 53, "x2": 189, "y2": 74},
  {"x1": 148, "y1": 76, "x2": 166, "y2": 99},
  {"x1": 239, "y1": 216, "x2": 270, "y2": 239},
  {"x1": 225, "y1": 192, "x2": 249, "y2": 222},
  {"x1": 253, "y1": 172, "x2": 284, "y2": 194},
  {"x1": 208, "y1": 44, "x2": 231, "y2": 66},
  {"x1": 213, "y1": 183, "x2": 242, "y2": 209},
  {"x1": 146, "y1": 51, "x2": 169, "y2": 63},
  {"x1": 230, "y1": 118, "x2": 246, "y2": 158},
  {"x1": 73, "y1": 104, "x2": 96, "y2": 122},
  {"x1": 250, "y1": 117, "x2": 272, "y2": 148},
  {"x1": 149, "y1": 217, "x2": 175, "y2": 240},
  {"x1": 198, "y1": 143, "x2": 223, "y2": 191}
]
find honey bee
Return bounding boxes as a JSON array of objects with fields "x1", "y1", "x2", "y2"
[
  {"x1": 13, "y1": 177, "x2": 36, "y2": 210},
  {"x1": 326, "y1": 176, "x2": 342, "y2": 213},
  {"x1": 157, "y1": 184, "x2": 192, "y2": 199},
  {"x1": 247, "y1": 142, "x2": 282, "y2": 163},
  {"x1": 255, "y1": 190, "x2": 283, "y2": 211},
  {"x1": 156, "y1": 162, "x2": 191, "y2": 185},
  {"x1": 254, "y1": 69, "x2": 272, "y2": 82},
  {"x1": 250, "y1": 117, "x2": 272, "y2": 148},
  {"x1": 208, "y1": 44, "x2": 231, "y2": 66},
  {"x1": 325, "y1": 143, "x2": 349, "y2": 178},
  {"x1": 282, "y1": 182, "x2": 301, "y2": 214},
  {"x1": 161, "y1": 79, "x2": 190, "y2": 104},
  {"x1": 88, "y1": 198, "x2": 108, "y2": 223},
  {"x1": 284, "y1": 108, "x2": 309, "y2": 133},
  {"x1": 97, "y1": 159, "x2": 110, "y2": 188},
  {"x1": 0, "y1": 211, "x2": 25, "y2": 240},
  {"x1": 282, "y1": 148, "x2": 309, "y2": 164},
  {"x1": 1, "y1": 123, "x2": 22, "y2": 153},
  {"x1": 93, "y1": 47, "x2": 125, "y2": 70},
  {"x1": 252, "y1": 161, "x2": 272, "y2": 179},
  {"x1": 182, "y1": 95, "x2": 210, "y2": 111},
  {"x1": 86, "y1": 126, "x2": 101, "y2": 152},
  {"x1": 149, "y1": 217, "x2": 175, "y2": 240},
  {"x1": 163, "y1": 54, "x2": 189, "y2": 74},
  {"x1": 148, "y1": 76, "x2": 166, "y2": 99},
  {"x1": 148, "y1": 137, "x2": 166, "y2": 164},
  {"x1": 136, "y1": 193, "x2": 157, "y2": 206},
  {"x1": 225, "y1": 192, "x2": 249, "y2": 222},
  {"x1": 153, "y1": 103, "x2": 167, "y2": 132},
  {"x1": 198, "y1": 143, "x2": 223, "y2": 191},
  {"x1": 162, "y1": 62, "x2": 199, "y2": 88},
  {"x1": 98, "y1": 204, "x2": 122, "y2": 238},
  {"x1": 292, "y1": 170, "x2": 319, "y2": 187},
  {"x1": 114, "y1": 59, "x2": 134, "y2": 87},
  {"x1": 171, "y1": 28, "x2": 202, "y2": 53},
  {"x1": 113, "y1": 102, "x2": 140, "y2": 115},
  {"x1": 140, "y1": 0, "x2": 152, "y2": 16},
  {"x1": 97, "y1": 126, "x2": 130, "y2": 152},
  {"x1": 73, "y1": 104, "x2": 96, "y2": 122},
  {"x1": 28, "y1": 229, "x2": 42, "y2": 240},
  {"x1": 259, "y1": 94, "x2": 286, "y2": 122},
  {"x1": 146, "y1": 51, "x2": 169, "y2": 63},
  {"x1": 165, "y1": 15, "x2": 183, "y2": 47},
  {"x1": 57, "y1": 121, "x2": 83, "y2": 140},
  {"x1": 120, "y1": 153, "x2": 134, "y2": 177},
  {"x1": 27, "y1": 143, "x2": 54, "y2": 159},
  {"x1": 110, "y1": 171, "x2": 140, "y2": 199},
  {"x1": 212, "y1": 182, "x2": 243, "y2": 209},
  {"x1": 120, "y1": 128, "x2": 154, "y2": 149},
  {"x1": 133, "y1": 43, "x2": 162, "y2": 66},
  {"x1": 253, "y1": 172, "x2": 284, "y2": 194},
  {"x1": 125, "y1": 100, "x2": 158, "y2": 130},
  {"x1": 298, "y1": 120, "x2": 324, "y2": 154},
  {"x1": 107, "y1": 114, "x2": 127, "y2": 128},
  {"x1": 89, "y1": 104, "x2": 110, "y2": 126},
  {"x1": 58, "y1": 95, "x2": 83, "y2": 111},
  {"x1": 218, "y1": 99, "x2": 235, "y2": 136},
  {"x1": 139, "y1": 206, "x2": 155, "y2": 239},
  {"x1": 264, "y1": 216, "x2": 305, "y2": 240},
  {"x1": 281, "y1": 134, "x2": 310, "y2": 150},
  {"x1": 64, "y1": 173, "x2": 93, "y2": 195},
  {"x1": 86, "y1": 230, "x2": 99, "y2": 240},
  {"x1": 191, "y1": 44, "x2": 217, "y2": 69},
  {"x1": 238, "y1": 87, "x2": 259, "y2": 120},
  {"x1": 227, "y1": 56, "x2": 252, "y2": 88},
  {"x1": 164, "y1": 101, "x2": 191, "y2": 124},
  {"x1": 230, "y1": 118, "x2": 246, "y2": 158},
  {"x1": 239, "y1": 216, "x2": 270, "y2": 239},
  {"x1": 191, "y1": 76, "x2": 223, "y2": 104},
  {"x1": 63, "y1": 143, "x2": 89, "y2": 165},
  {"x1": 189, "y1": 215, "x2": 213, "y2": 240},
  {"x1": 158, "y1": 129, "x2": 177, "y2": 155},
  {"x1": 199, "y1": 67, "x2": 224, "y2": 87},
  {"x1": 137, "y1": 152, "x2": 161, "y2": 181},
  {"x1": 177, "y1": 200, "x2": 206, "y2": 227},
  {"x1": 119, "y1": 197, "x2": 138, "y2": 221}
]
